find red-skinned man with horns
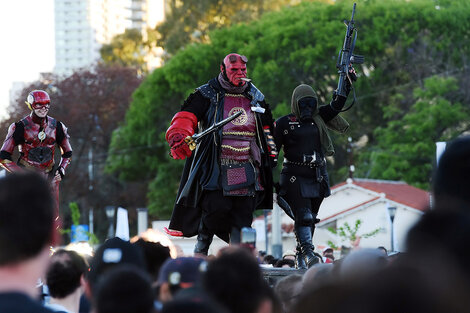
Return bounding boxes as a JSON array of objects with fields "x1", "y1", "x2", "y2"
[{"x1": 165, "y1": 53, "x2": 277, "y2": 255}]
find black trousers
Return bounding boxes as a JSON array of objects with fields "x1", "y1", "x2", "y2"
[
  {"x1": 200, "y1": 189, "x2": 260, "y2": 235},
  {"x1": 279, "y1": 172, "x2": 324, "y2": 217}
]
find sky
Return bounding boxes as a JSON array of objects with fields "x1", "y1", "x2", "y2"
[{"x1": 0, "y1": 0, "x2": 55, "y2": 120}]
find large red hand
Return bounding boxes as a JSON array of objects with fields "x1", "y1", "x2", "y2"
[
  {"x1": 168, "y1": 133, "x2": 192, "y2": 160},
  {"x1": 165, "y1": 111, "x2": 197, "y2": 160}
]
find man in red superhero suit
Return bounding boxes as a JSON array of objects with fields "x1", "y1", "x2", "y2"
[
  {"x1": 0, "y1": 90, "x2": 72, "y2": 217},
  {"x1": 165, "y1": 53, "x2": 277, "y2": 255}
]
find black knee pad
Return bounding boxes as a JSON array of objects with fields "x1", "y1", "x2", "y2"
[{"x1": 295, "y1": 207, "x2": 314, "y2": 226}]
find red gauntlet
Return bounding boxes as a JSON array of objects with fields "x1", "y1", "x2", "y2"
[
  {"x1": 263, "y1": 126, "x2": 277, "y2": 158},
  {"x1": 166, "y1": 111, "x2": 198, "y2": 160}
]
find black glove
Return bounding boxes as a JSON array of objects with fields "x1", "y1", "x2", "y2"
[
  {"x1": 345, "y1": 66, "x2": 357, "y2": 94},
  {"x1": 56, "y1": 167, "x2": 65, "y2": 179},
  {"x1": 348, "y1": 66, "x2": 357, "y2": 82}
]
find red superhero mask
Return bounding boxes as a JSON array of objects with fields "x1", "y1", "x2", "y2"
[
  {"x1": 221, "y1": 53, "x2": 248, "y2": 86},
  {"x1": 26, "y1": 90, "x2": 51, "y2": 111}
]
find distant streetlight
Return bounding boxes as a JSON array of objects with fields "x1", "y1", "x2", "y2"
[
  {"x1": 388, "y1": 206, "x2": 397, "y2": 252},
  {"x1": 105, "y1": 206, "x2": 115, "y2": 239}
]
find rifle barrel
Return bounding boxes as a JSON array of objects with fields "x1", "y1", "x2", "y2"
[{"x1": 351, "y1": 3, "x2": 356, "y2": 21}]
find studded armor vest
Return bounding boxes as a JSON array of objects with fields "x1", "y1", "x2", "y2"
[{"x1": 220, "y1": 94, "x2": 259, "y2": 163}]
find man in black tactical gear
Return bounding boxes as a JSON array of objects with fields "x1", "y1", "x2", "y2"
[{"x1": 273, "y1": 68, "x2": 356, "y2": 268}]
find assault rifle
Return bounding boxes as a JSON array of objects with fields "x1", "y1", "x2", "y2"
[{"x1": 336, "y1": 3, "x2": 364, "y2": 106}]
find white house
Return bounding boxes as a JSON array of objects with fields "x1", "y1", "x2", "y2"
[{"x1": 313, "y1": 178, "x2": 430, "y2": 254}]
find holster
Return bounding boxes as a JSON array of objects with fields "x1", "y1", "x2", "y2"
[{"x1": 315, "y1": 167, "x2": 324, "y2": 183}]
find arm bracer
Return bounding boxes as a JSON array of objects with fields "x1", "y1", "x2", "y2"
[
  {"x1": 57, "y1": 122, "x2": 73, "y2": 175},
  {"x1": 165, "y1": 111, "x2": 198, "y2": 143}
]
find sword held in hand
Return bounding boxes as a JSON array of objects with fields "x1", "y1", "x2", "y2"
[{"x1": 184, "y1": 111, "x2": 243, "y2": 151}]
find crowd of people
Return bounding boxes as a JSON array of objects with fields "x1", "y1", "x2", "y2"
[
  {"x1": 1, "y1": 50, "x2": 469, "y2": 313},
  {"x1": 1, "y1": 131, "x2": 470, "y2": 313}
]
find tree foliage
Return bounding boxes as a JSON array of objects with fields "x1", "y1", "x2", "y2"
[
  {"x1": 327, "y1": 219, "x2": 380, "y2": 249},
  {"x1": 153, "y1": 0, "x2": 305, "y2": 56},
  {"x1": 60, "y1": 202, "x2": 99, "y2": 244},
  {"x1": 365, "y1": 76, "x2": 469, "y2": 189},
  {"x1": 100, "y1": 29, "x2": 148, "y2": 73},
  {"x1": 107, "y1": 0, "x2": 470, "y2": 218}
]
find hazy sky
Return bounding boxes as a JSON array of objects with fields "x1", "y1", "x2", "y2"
[{"x1": 0, "y1": 0, "x2": 55, "y2": 119}]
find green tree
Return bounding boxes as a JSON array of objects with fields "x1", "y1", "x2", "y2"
[
  {"x1": 106, "y1": 0, "x2": 470, "y2": 219},
  {"x1": 364, "y1": 76, "x2": 469, "y2": 189},
  {"x1": 327, "y1": 219, "x2": 380, "y2": 250},
  {"x1": 154, "y1": 0, "x2": 304, "y2": 56},
  {"x1": 61, "y1": 202, "x2": 99, "y2": 245},
  {"x1": 100, "y1": 29, "x2": 148, "y2": 73}
]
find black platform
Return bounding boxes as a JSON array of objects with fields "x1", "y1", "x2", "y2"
[{"x1": 261, "y1": 267, "x2": 306, "y2": 287}]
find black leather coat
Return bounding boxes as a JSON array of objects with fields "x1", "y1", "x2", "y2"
[{"x1": 168, "y1": 78, "x2": 274, "y2": 237}]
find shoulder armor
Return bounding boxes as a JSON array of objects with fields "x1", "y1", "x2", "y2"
[
  {"x1": 247, "y1": 83, "x2": 265, "y2": 107},
  {"x1": 20, "y1": 117, "x2": 30, "y2": 128},
  {"x1": 6, "y1": 122, "x2": 18, "y2": 141},
  {"x1": 48, "y1": 116, "x2": 57, "y2": 128},
  {"x1": 197, "y1": 84, "x2": 218, "y2": 104}
]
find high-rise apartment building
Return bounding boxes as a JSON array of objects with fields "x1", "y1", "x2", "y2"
[{"x1": 54, "y1": 0, "x2": 165, "y2": 76}]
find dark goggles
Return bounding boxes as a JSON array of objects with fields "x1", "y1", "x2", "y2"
[{"x1": 32, "y1": 103, "x2": 50, "y2": 110}]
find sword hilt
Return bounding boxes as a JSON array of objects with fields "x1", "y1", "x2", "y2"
[
  {"x1": 183, "y1": 111, "x2": 243, "y2": 151},
  {"x1": 184, "y1": 136, "x2": 197, "y2": 151}
]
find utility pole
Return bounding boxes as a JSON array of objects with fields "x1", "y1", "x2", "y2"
[
  {"x1": 88, "y1": 113, "x2": 103, "y2": 236},
  {"x1": 88, "y1": 129, "x2": 96, "y2": 235},
  {"x1": 271, "y1": 202, "x2": 282, "y2": 259}
]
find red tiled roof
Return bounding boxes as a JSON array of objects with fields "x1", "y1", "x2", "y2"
[
  {"x1": 332, "y1": 178, "x2": 430, "y2": 212},
  {"x1": 320, "y1": 196, "x2": 381, "y2": 223}
]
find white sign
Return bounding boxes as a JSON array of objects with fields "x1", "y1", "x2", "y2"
[{"x1": 115, "y1": 207, "x2": 129, "y2": 241}]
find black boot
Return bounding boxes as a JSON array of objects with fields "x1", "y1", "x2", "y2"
[
  {"x1": 294, "y1": 230, "x2": 307, "y2": 269},
  {"x1": 296, "y1": 225, "x2": 321, "y2": 268},
  {"x1": 295, "y1": 244, "x2": 307, "y2": 269},
  {"x1": 194, "y1": 221, "x2": 213, "y2": 256}
]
